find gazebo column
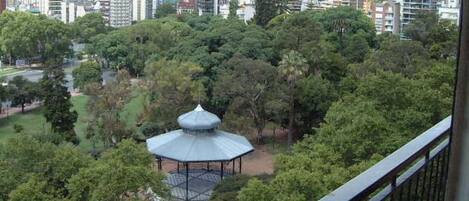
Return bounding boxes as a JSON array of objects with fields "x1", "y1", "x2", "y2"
[
  {"x1": 232, "y1": 160, "x2": 235, "y2": 175},
  {"x1": 185, "y1": 163, "x2": 189, "y2": 201},
  {"x1": 177, "y1": 162, "x2": 180, "y2": 173},
  {"x1": 239, "y1": 157, "x2": 242, "y2": 174},
  {"x1": 157, "y1": 157, "x2": 162, "y2": 171},
  {"x1": 207, "y1": 162, "x2": 210, "y2": 171},
  {"x1": 221, "y1": 162, "x2": 224, "y2": 179}
]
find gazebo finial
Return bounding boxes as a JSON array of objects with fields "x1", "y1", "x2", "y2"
[{"x1": 194, "y1": 104, "x2": 204, "y2": 112}]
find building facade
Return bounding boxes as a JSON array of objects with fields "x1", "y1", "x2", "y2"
[
  {"x1": 177, "y1": 0, "x2": 196, "y2": 14},
  {"x1": 132, "y1": 0, "x2": 152, "y2": 21},
  {"x1": 438, "y1": 0, "x2": 460, "y2": 25},
  {"x1": 218, "y1": 0, "x2": 255, "y2": 22},
  {"x1": 98, "y1": 0, "x2": 111, "y2": 26},
  {"x1": 368, "y1": 1, "x2": 400, "y2": 34},
  {"x1": 110, "y1": 0, "x2": 131, "y2": 27},
  {"x1": 398, "y1": 0, "x2": 439, "y2": 30},
  {"x1": 61, "y1": 1, "x2": 86, "y2": 23}
]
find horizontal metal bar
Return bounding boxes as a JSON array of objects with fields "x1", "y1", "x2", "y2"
[
  {"x1": 370, "y1": 138, "x2": 449, "y2": 201},
  {"x1": 320, "y1": 116, "x2": 452, "y2": 201}
]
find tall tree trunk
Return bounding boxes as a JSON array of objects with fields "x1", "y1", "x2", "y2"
[
  {"x1": 287, "y1": 89, "x2": 294, "y2": 152},
  {"x1": 256, "y1": 126, "x2": 264, "y2": 144}
]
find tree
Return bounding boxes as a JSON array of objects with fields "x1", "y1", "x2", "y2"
[
  {"x1": 85, "y1": 70, "x2": 132, "y2": 147},
  {"x1": 210, "y1": 175, "x2": 252, "y2": 201},
  {"x1": 237, "y1": 178, "x2": 273, "y2": 201},
  {"x1": 0, "y1": 136, "x2": 167, "y2": 201},
  {"x1": 154, "y1": 3, "x2": 176, "y2": 18},
  {"x1": 403, "y1": 11, "x2": 438, "y2": 47},
  {"x1": 228, "y1": 0, "x2": 240, "y2": 19},
  {"x1": 278, "y1": 50, "x2": 308, "y2": 151},
  {"x1": 41, "y1": 66, "x2": 78, "y2": 144},
  {"x1": 72, "y1": 61, "x2": 102, "y2": 90},
  {"x1": 272, "y1": 12, "x2": 322, "y2": 53},
  {"x1": 254, "y1": 0, "x2": 285, "y2": 27},
  {"x1": 67, "y1": 140, "x2": 167, "y2": 201},
  {"x1": 140, "y1": 59, "x2": 205, "y2": 132},
  {"x1": 72, "y1": 13, "x2": 108, "y2": 43},
  {"x1": 9, "y1": 176, "x2": 59, "y2": 201},
  {"x1": 8, "y1": 76, "x2": 39, "y2": 113},
  {"x1": 361, "y1": 40, "x2": 429, "y2": 76},
  {"x1": 404, "y1": 11, "x2": 458, "y2": 59},
  {"x1": 343, "y1": 32, "x2": 370, "y2": 63},
  {"x1": 214, "y1": 55, "x2": 285, "y2": 143},
  {"x1": 296, "y1": 75, "x2": 338, "y2": 135},
  {"x1": 312, "y1": 7, "x2": 375, "y2": 49}
]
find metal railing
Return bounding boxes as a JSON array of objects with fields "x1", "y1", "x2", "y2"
[{"x1": 320, "y1": 116, "x2": 452, "y2": 201}]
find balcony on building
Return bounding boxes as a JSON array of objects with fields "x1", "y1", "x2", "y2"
[{"x1": 320, "y1": 2, "x2": 469, "y2": 201}]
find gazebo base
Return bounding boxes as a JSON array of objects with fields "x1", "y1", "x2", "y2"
[{"x1": 165, "y1": 169, "x2": 232, "y2": 201}]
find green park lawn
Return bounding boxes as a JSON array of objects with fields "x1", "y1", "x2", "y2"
[
  {"x1": 0, "y1": 67, "x2": 24, "y2": 77},
  {"x1": 0, "y1": 94, "x2": 145, "y2": 151}
]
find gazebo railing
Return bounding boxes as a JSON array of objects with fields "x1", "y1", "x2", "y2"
[{"x1": 320, "y1": 116, "x2": 452, "y2": 201}]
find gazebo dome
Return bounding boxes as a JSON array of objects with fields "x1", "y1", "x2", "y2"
[
  {"x1": 177, "y1": 104, "x2": 221, "y2": 130},
  {"x1": 146, "y1": 104, "x2": 254, "y2": 162}
]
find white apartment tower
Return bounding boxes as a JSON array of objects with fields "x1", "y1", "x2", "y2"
[
  {"x1": 438, "y1": 0, "x2": 460, "y2": 25},
  {"x1": 110, "y1": 0, "x2": 132, "y2": 27},
  {"x1": 398, "y1": 0, "x2": 439, "y2": 30},
  {"x1": 132, "y1": 0, "x2": 152, "y2": 21}
]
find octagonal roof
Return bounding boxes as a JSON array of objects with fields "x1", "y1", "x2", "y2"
[{"x1": 146, "y1": 105, "x2": 254, "y2": 162}]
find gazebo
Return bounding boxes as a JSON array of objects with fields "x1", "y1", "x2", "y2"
[{"x1": 146, "y1": 105, "x2": 254, "y2": 201}]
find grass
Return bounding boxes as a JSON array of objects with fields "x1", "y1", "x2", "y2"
[
  {"x1": 0, "y1": 94, "x2": 145, "y2": 151},
  {"x1": 0, "y1": 67, "x2": 24, "y2": 77}
]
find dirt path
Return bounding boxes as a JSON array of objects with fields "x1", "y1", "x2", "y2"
[
  {"x1": 157, "y1": 144, "x2": 275, "y2": 176},
  {"x1": 0, "y1": 92, "x2": 82, "y2": 120},
  {"x1": 0, "y1": 102, "x2": 42, "y2": 119}
]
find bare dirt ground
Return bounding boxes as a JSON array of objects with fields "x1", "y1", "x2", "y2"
[
  {"x1": 156, "y1": 129, "x2": 290, "y2": 176},
  {"x1": 157, "y1": 144, "x2": 274, "y2": 176}
]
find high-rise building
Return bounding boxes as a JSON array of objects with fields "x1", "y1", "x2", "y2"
[
  {"x1": 177, "y1": 0, "x2": 196, "y2": 14},
  {"x1": 198, "y1": 0, "x2": 215, "y2": 15},
  {"x1": 287, "y1": 0, "x2": 302, "y2": 12},
  {"x1": 305, "y1": 0, "x2": 368, "y2": 11},
  {"x1": 0, "y1": 0, "x2": 6, "y2": 14},
  {"x1": 332, "y1": 0, "x2": 366, "y2": 10},
  {"x1": 438, "y1": 0, "x2": 460, "y2": 25},
  {"x1": 110, "y1": 0, "x2": 131, "y2": 27},
  {"x1": 368, "y1": 1, "x2": 400, "y2": 35},
  {"x1": 61, "y1": 1, "x2": 86, "y2": 23},
  {"x1": 39, "y1": 0, "x2": 49, "y2": 15},
  {"x1": 48, "y1": 0, "x2": 62, "y2": 19},
  {"x1": 398, "y1": 0, "x2": 438, "y2": 30},
  {"x1": 218, "y1": 0, "x2": 254, "y2": 21},
  {"x1": 132, "y1": 0, "x2": 152, "y2": 21},
  {"x1": 98, "y1": 0, "x2": 111, "y2": 26}
]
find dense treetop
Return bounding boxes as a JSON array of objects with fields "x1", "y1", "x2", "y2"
[{"x1": 0, "y1": 7, "x2": 458, "y2": 201}]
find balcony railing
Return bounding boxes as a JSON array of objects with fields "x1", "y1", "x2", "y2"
[{"x1": 320, "y1": 116, "x2": 452, "y2": 201}]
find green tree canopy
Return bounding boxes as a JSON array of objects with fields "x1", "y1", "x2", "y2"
[
  {"x1": 72, "y1": 13, "x2": 108, "y2": 43},
  {"x1": 72, "y1": 60, "x2": 102, "y2": 90},
  {"x1": 155, "y1": 3, "x2": 176, "y2": 18},
  {"x1": 214, "y1": 55, "x2": 286, "y2": 143},
  {"x1": 8, "y1": 76, "x2": 39, "y2": 113}
]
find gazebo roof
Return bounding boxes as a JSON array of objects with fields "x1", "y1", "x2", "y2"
[
  {"x1": 177, "y1": 105, "x2": 221, "y2": 130},
  {"x1": 146, "y1": 105, "x2": 254, "y2": 162}
]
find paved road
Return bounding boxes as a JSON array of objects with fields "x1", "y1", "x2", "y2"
[
  {"x1": 5, "y1": 60, "x2": 116, "y2": 91},
  {"x1": 1, "y1": 60, "x2": 116, "y2": 109}
]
